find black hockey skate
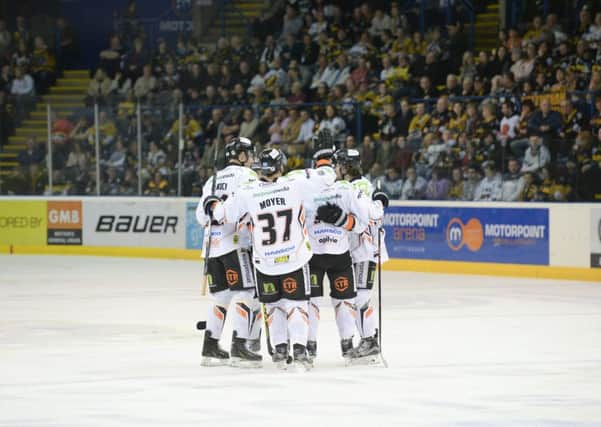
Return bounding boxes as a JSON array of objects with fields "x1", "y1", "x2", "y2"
[
  {"x1": 272, "y1": 343, "x2": 290, "y2": 370},
  {"x1": 341, "y1": 338, "x2": 357, "y2": 362},
  {"x1": 201, "y1": 330, "x2": 229, "y2": 367},
  {"x1": 293, "y1": 343, "x2": 313, "y2": 371},
  {"x1": 348, "y1": 336, "x2": 381, "y2": 366},
  {"x1": 306, "y1": 340, "x2": 317, "y2": 362},
  {"x1": 247, "y1": 329, "x2": 261, "y2": 353},
  {"x1": 230, "y1": 331, "x2": 262, "y2": 368}
]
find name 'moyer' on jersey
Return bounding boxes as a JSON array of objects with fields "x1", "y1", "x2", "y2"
[
  {"x1": 195, "y1": 165, "x2": 257, "y2": 258},
  {"x1": 213, "y1": 179, "x2": 313, "y2": 276}
]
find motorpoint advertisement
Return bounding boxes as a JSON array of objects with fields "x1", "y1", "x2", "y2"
[
  {"x1": 82, "y1": 199, "x2": 186, "y2": 248},
  {"x1": 0, "y1": 201, "x2": 46, "y2": 245},
  {"x1": 383, "y1": 206, "x2": 549, "y2": 265}
]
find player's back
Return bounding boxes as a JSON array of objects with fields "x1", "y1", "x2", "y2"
[
  {"x1": 234, "y1": 179, "x2": 312, "y2": 275},
  {"x1": 196, "y1": 164, "x2": 257, "y2": 257}
]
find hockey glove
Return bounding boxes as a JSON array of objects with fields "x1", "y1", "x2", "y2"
[
  {"x1": 203, "y1": 195, "x2": 220, "y2": 217},
  {"x1": 372, "y1": 191, "x2": 389, "y2": 208},
  {"x1": 317, "y1": 202, "x2": 349, "y2": 228}
]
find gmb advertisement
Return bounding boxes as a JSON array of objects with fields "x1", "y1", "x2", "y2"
[{"x1": 383, "y1": 206, "x2": 550, "y2": 265}]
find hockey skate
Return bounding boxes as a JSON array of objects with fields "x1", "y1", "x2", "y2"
[
  {"x1": 306, "y1": 340, "x2": 317, "y2": 363},
  {"x1": 230, "y1": 331, "x2": 263, "y2": 368},
  {"x1": 201, "y1": 331, "x2": 230, "y2": 367},
  {"x1": 348, "y1": 336, "x2": 381, "y2": 366},
  {"x1": 272, "y1": 343, "x2": 290, "y2": 370},
  {"x1": 341, "y1": 338, "x2": 357, "y2": 365},
  {"x1": 293, "y1": 344, "x2": 314, "y2": 371},
  {"x1": 247, "y1": 330, "x2": 261, "y2": 353}
]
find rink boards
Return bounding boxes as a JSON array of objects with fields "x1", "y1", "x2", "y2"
[{"x1": 0, "y1": 197, "x2": 599, "y2": 282}]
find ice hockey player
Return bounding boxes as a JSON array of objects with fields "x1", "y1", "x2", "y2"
[
  {"x1": 204, "y1": 148, "x2": 314, "y2": 370},
  {"x1": 285, "y1": 129, "x2": 372, "y2": 362},
  {"x1": 196, "y1": 137, "x2": 263, "y2": 368},
  {"x1": 333, "y1": 148, "x2": 390, "y2": 364}
]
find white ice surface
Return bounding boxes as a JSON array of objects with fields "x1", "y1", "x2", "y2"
[{"x1": 1, "y1": 255, "x2": 600, "y2": 427}]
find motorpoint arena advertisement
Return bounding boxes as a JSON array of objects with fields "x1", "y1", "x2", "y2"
[{"x1": 383, "y1": 206, "x2": 549, "y2": 265}]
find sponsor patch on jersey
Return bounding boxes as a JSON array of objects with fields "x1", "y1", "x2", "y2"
[
  {"x1": 283, "y1": 278, "x2": 298, "y2": 294},
  {"x1": 233, "y1": 234, "x2": 239, "y2": 244},
  {"x1": 334, "y1": 277, "x2": 349, "y2": 292},
  {"x1": 226, "y1": 269, "x2": 239, "y2": 286},
  {"x1": 310, "y1": 274, "x2": 318, "y2": 287},
  {"x1": 274, "y1": 255, "x2": 290, "y2": 264},
  {"x1": 262, "y1": 282, "x2": 277, "y2": 295}
]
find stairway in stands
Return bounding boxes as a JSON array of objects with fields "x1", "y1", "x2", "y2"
[
  {"x1": 474, "y1": 1, "x2": 500, "y2": 53},
  {"x1": 204, "y1": 0, "x2": 265, "y2": 43},
  {"x1": 0, "y1": 70, "x2": 89, "y2": 178}
]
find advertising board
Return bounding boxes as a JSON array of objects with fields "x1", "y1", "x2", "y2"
[
  {"x1": 591, "y1": 208, "x2": 601, "y2": 268},
  {"x1": 383, "y1": 206, "x2": 549, "y2": 265},
  {"x1": 0, "y1": 201, "x2": 46, "y2": 245},
  {"x1": 82, "y1": 199, "x2": 185, "y2": 248}
]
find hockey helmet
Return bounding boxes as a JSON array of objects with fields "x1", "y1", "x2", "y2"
[
  {"x1": 333, "y1": 148, "x2": 362, "y2": 177},
  {"x1": 255, "y1": 148, "x2": 287, "y2": 177},
  {"x1": 225, "y1": 136, "x2": 254, "y2": 163},
  {"x1": 312, "y1": 128, "x2": 335, "y2": 162}
]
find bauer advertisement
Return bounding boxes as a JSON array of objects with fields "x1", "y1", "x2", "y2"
[
  {"x1": 82, "y1": 199, "x2": 186, "y2": 248},
  {"x1": 383, "y1": 206, "x2": 550, "y2": 265},
  {"x1": 591, "y1": 208, "x2": 601, "y2": 268}
]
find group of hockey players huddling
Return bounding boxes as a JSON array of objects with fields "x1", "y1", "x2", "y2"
[{"x1": 195, "y1": 129, "x2": 389, "y2": 370}]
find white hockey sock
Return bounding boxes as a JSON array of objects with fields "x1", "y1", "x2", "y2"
[
  {"x1": 232, "y1": 290, "x2": 258, "y2": 340},
  {"x1": 265, "y1": 302, "x2": 287, "y2": 347},
  {"x1": 248, "y1": 303, "x2": 263, "y2": 342},
  {"x1": 355, "y1": 289, "x2": 377, "y2": 339},
  {"x1": 207, "y1": 290, "x2": 233, "y2": 340},
  {"x1": 283, "y1": 299, "x2": 309, "y2": 346},
  {"x1": 308, "y1": 296, "x2": 322, "y2": 342},
  {"x1": 331, "y1": 297, "x2": 357, "y2": 341}
]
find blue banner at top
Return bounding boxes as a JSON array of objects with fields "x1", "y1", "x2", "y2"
[{"x1": 383, "y1": 206, "x2": 549, "y2": 265}]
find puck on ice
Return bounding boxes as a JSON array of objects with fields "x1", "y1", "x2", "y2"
[{"x1": 196, "y1": 321, "x2": 207, "y2": 330}]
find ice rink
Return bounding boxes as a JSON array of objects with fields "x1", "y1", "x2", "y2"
[{"x1": 1, "y1": 255, "x2": 600, "y2": 427}]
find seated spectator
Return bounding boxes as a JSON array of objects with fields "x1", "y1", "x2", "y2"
[
  {"x1": 521, "y1": 135, "x2": 551, "y2": 174},
  {"x1": 448, "y1": 167, "x2": 464, "y2": 200},
  {"x1": 296, "y1": 110, "x2": 315, "y2": 145},
  {"x1": 86, "y1": 68, "x2": 112, "y2": 106},
  {"x1": 462, "y1": 165, "x2": 481, "y2": 201},
  {"x1": 64, "y1": 142, "x2": 88, "y2": 182},
  {"x1": 318, "y1": 105, "x2": 346, "y2": 144},
  {"x1": 498, "y1": 101, "x2": 519, "y2": 145},
  {"x1": 99, "y1": 35, "x2": 124, "y2": 78},
  {"x1": 474, "y1": 161, "x2": 502, "y2": 201},
  {"x1": 501, "y1": 158, "x2": 525, "y2": 201},
  {"x1": 239, "y1": 109, "x2": 258, "y2": 141},
  {"x1": 30, "y1": 36, "x2": 56, "y2": 94},
  {"x1": 18, "y1": 137, "x2": 44, "y2": 169},
  {"x1": 10, "y1": 66, "x2": 35, "y2": 124},
  {"x1": 528, "y1": 98, "x2": 562, "y2": 144},
  {"x1": 425, "y1": 168, "x2": 450, "y2": 200},
  {"x1": 401, "y1": 167, "x2": 426, "y2": 200},
  {"x1": 106, "y1": 139, "x2": 127, "y2": 170},
  {"x1": 134, "y1": 64, "x2": 157, "y2": 102}
]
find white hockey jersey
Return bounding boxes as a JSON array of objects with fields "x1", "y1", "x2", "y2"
[
  {"x1": 283, "y1": 167, "x2": 371, "y2": 255},
  {"x1": 212, "y1": 179, "x2": 313, "y2": 276},
  {"x1": 350, "y1": 177, "x2": 390, "y2": 264},
  {"x1": 195, "y1": 164, "x2": 257, "y2": 258}
]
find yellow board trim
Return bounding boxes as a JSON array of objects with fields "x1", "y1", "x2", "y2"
[
  {"x1": 384, "y1": 259, "x2": 601, "y2": 283},
  {"x1": 0, "y1": 245, "x2": 599, "y2": 282}
]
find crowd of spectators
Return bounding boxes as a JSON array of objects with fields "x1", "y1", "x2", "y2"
[
  {"x1": 0, "y1": 15, "x2": 77, "y2": 154},
  {"x1": 7, "y1": 0, "x2": 601, "y2": 200}
]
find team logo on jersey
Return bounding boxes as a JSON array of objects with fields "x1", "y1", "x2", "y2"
[
  {"x1": 226, "y1": 269, "x2": 239, "y2": 286},
  {"x1": 310, "y1": 274, "x2": 318, "y2": 287},
  {"x1": 334, "y1": 277, "x2": 349, "y2": 292},
  {"x1": 283, "y1": 278, "x2": 298, "y2": 294}
]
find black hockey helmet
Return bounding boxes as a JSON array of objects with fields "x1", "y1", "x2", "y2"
[
  {"x1": 224, "y1": 136, "x2": 254, "y2": 163},
  {"x1": 333, "y1": 148, "x2": 362, "y2": 178},
  {"x1": 255, "y1": 148, "x2": 287, "y2": 177},
  {"x1": 312, "y1": 128, "x2": 335, "y2": 162}
]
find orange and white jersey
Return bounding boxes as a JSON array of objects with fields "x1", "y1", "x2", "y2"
[
  {"x1": 350, "y1": 177, "x2": 389, "y2": 264},
  {"x1": 195, "y1": 164, "x2": 257, "y2": 258},
  {"x1": 213, "y1": 179, "x2": 313, "y2": 276}
]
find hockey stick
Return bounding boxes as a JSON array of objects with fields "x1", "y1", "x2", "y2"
[
  {"x1": 376, "y1": 180, "x2": 389, "y2": 368},
  {"x1": 200, "y1": 123, "x2": 225, "y2": 296}
]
